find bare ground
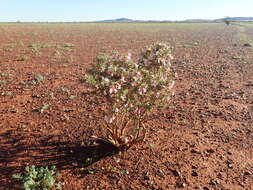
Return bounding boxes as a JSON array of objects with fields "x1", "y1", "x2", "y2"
[{"x1": 0, "y1": 23, "x2": 252, "y2": 190}]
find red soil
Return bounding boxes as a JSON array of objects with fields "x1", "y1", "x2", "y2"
[{"x1": 0, "y1": 23, "x2": 252, "y2": 190}]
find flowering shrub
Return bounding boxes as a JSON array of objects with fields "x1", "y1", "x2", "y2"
[{"x1": 85, "y1": 43, "x2": 176, "y2": 150}]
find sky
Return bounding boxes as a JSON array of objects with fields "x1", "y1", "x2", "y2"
[{"x1": 0, "y1": 0, "x2": 252, "y2": 22}]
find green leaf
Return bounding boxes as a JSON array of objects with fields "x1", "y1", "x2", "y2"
[
  {"x1": 12, "y1": 173, "x2": 22, "y2": 179},
  {"x1": 56, "y1": 183, "x2": 62, "y2": 189},
  {"x1": 13, "y1": 165, "x2": 60, "y2": 190}
]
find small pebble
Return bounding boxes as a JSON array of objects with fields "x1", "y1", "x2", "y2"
[
  {"x1": 191, "y1": 149, "x2": 201, "y2": 154},
  {"x1": 144, "y1": 175, "x2": 150, "y2": 180},
  {"x1": 206, "y1": 149, "x2": 215, "y2": 154},
  {"x1": 171, "y1": 169, "x2": 182, "y2": 177},
  {"x1": 244, "y1": 171, "x2": 252, "y2": 176},
  {"x1": 177, "y1": 182, "x2": 187, "y2": 188},
  {"x1": 244, "y1": 43, "x2": 252, "y2": 47},
  {"x1": 210, "y1": 179, "x2": 220, "y2": 185},
  {"x1": 192, "y1": 170, "x2": 198, "y2": 176}
]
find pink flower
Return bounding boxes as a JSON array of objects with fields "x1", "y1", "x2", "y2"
[
  {"x1": 127, "y1": 53, "x2": 131, "y2": 61},
  {"x1": 138, "y1": 85, "x2": 147, "y2": 95},
  {"x1": 151, "y1": 80, "x2": 158, "y2": 87},
  {"x1": 120, "y1": 95, "x2": 126, "y2": 101},
  {"x1": 134, "y1": 72, "x2": 142, "y2": 81},
  {"x1": 157, "y1": 58, "x2": 163, "y2": 64},
  {"x1": 104, "y1": 115, "x2": 115, "y2": 123},
  {"x1": 120, "y1": 76, "x2": 126, "y2": 82},
  {"x1": 144, "y1": 59, "x2": 149, "y2": 64},
  {"x1": 109, "y1": 85, "x2": 118, "y2": 94},
  {"x1": 168, "y1": 81, "x2": 175, "y2": 89},
  {"x1": 115, "y1": 82, "x2": 122, "y2": 90},
  {"x1": 103, "y1": 77, "x2": 109, "y2": 84},
  {"x1": 162, "y1": 74, "x2": 168, "y2": 81},
  {"x1": 134, "y1": 63, "x2": 139, "y2": 68},
  {"x1": 165, "y1": 67, "x2": 171, "y2": 72},
  {"x1": 156, "y1": 92, "x2": 161, "y2": 98}
]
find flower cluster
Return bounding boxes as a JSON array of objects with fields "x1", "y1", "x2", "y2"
[
  {"x1": 85, "y1": 43, "x2": 176, "y2": 148},
  {"x1": 88, "y1": 43, "x2": 174, "y2": 112}
]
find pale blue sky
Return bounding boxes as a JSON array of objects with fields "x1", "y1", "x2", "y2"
[{"x1": 0, "y1": 0, "x2": 252, "y2": 22}]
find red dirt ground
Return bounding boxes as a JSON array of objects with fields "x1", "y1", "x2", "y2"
[{"x1": 0, "y1": 23, "x2": 253, "y2": 190}]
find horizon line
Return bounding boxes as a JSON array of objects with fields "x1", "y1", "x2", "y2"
[{"x1": 1, "y1": 16, "x2": 253, "y2": 23}]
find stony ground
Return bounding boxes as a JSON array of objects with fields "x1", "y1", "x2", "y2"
[{"x1": 0, "y1": 22, "x2": 253, "y2": 190}]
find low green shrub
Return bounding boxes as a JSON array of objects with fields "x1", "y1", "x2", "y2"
[
  {"x1": 12, "y1": 165, "x2": 61, "y2": 190},
  {"x1": 84, "y1": 43, "x2": 176, "y2": 150}
]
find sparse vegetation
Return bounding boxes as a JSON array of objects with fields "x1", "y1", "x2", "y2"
[
  {"x1": 29, "y1": 42, "x2": 55, "y2": 55},
  {"x1": 31, "y1": 74, "x2": 45, "y2": 85},
  {"x1": 63, "y1": 43, "x2": 74, "y2": 47},
  {"x1": 17, "y1": 55, "x2": 29, "y2": 61},
  {"x1": 59, "y1": 87, "x2": 70, "y2": 94},
  {"x1": 0, "y1": 73, "x2": 11, "y2": 77},
  {"x1": 69, "y1": 95, "x2": 76, "y2": 100},
  {"x1": 39, "y1": 103, "x2": 49, "y2": 113},
  {"x1": 49, "y1": 92, "x2": 56, "y2": 100},
  {"x1": 0, "y1": 80, "x2": 7, "y2": 85},
  {"x1": 12, "y1": 165, "x2": 61, "y2": 190},
  {"x1": 1, "y1": 22, "x2": 253, "y2": 190},
  {"x1": 1, "y1": 91, "x2": 12, "y2": 96},
  {"x1": 6, "y1": 41, "x2": 24, "y2": 48}
]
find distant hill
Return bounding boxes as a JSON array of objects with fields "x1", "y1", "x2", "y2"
[
  {"x1": 215, "y1": 17, "x2": 253, "y2": 22},
  {"x1": 97, "y1": 18, "x2": 167, "y2": 23},
  {"x1": 183, "y1": 19, "x2": 213, "y2": 22},
  {"x1": 97, "y1": 18, "x2": 136, "y2": 22},
  {"x1": 96, "y1": 17, "x2": 253, "y2": 23}
]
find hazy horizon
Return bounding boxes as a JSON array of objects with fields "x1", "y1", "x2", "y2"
[{"x1": 0, "y1": 0, "x2": 252, "y2": 22}]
